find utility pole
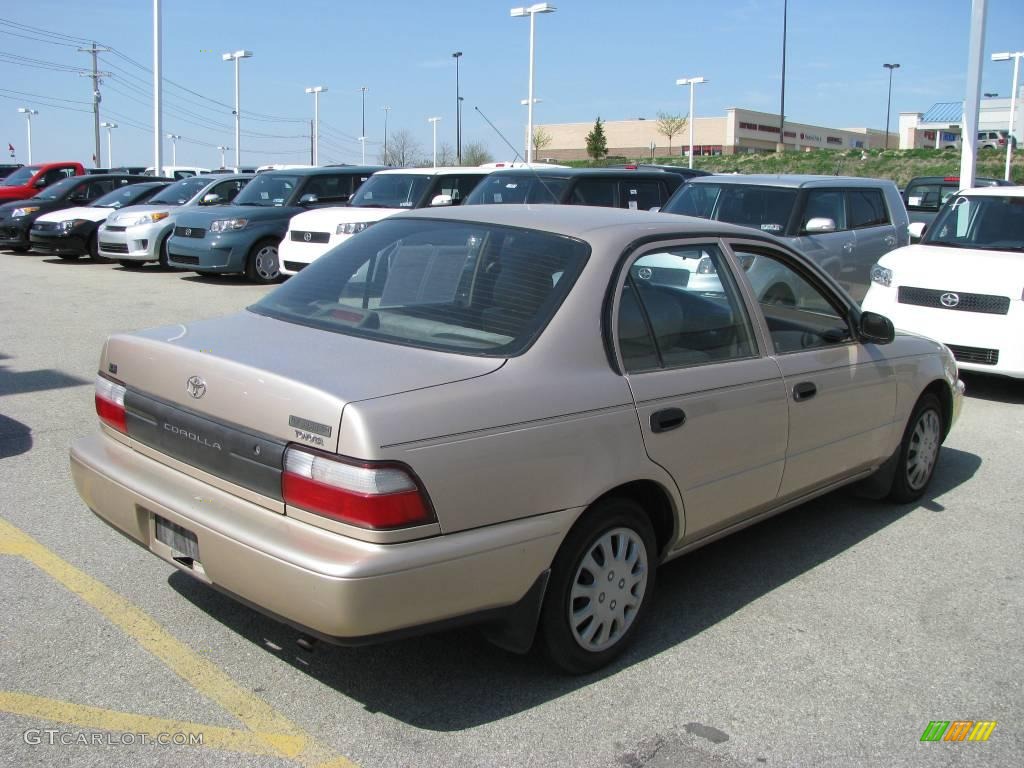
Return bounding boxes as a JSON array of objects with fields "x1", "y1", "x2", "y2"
[
  {"x1": 310, "y1": 119, "x2": 315, "y2": 165},
  {"x1": 79, "y1": 42, "x2": 111, "y2": 167},
  {"x1": 382, "y1": 105, "x2": 391, "y2": 164},
  {"x1": 153, "y1": 0, "x2": 163, "y2": 177}
]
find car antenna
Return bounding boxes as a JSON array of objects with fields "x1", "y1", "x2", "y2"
[{"x1": 473, "y1": 105, "x2": 560, "y2": 201}]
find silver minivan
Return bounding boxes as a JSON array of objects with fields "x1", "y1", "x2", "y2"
[{"x1": 661, "y1": 175, "x2": 909, "y2": 301}]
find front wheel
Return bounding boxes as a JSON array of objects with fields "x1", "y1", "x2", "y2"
[
  {"x1": 888, "y1": 393, "x2": 943, "y2": 503},
  {"x1": 539, "y1": 498, "x2": 657, "y2": 674},
  {"x1": 245, "y1": 238, "x2": 281, "y2": 284}
]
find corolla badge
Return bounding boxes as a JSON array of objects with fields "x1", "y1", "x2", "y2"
[
  {"x1": 186, "y1": 376, "x2": 207, "y2": 399},
  {"x1": 940, "y1": 292, "x2": 960, "y2": 308}
]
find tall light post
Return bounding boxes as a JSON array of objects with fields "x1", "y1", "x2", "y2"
[
  {"x1": 883, "y1": 63, "x2": 900, "y2": 149},
  {"x1": 305, "y1": 86, "x2": 327, "y2": 166},
  {"x1": 991, "y1": 52, "x2": 1024, "y2": 182},
  {"x1": 428, "y1": 117, "x2": 442, "y2": 167},
  {"x1": 359, "y1": 86, "x2": 368, "y2": 164},
  {"x1": 452, "y1": 51, "x2": 463, "y2": 164},
  {"x1": 222, "y1": 49, "x2": 253, "y2": 170},
  {"x1": 101, "y1": 122, "x2": 117, "y2": 167},
  {"x1": 510, "y1": 3, "x2": 556, "y2": 163},
  {"x1": 381, "y1": 105, "x2": 391, "y2": 164},
  {"x1": 153, "y1": 0, "x2": 163, "y2": 179},
  {"x1": 16, "y1": 107, "x2": 37, "y2": 164},
  {"x1": 166, "y1": 133, "x2": 181, "y2": 166},
  {"x1": 676, "y1": 76, "x2": 706, "y2": 168},
  {"x1": 217, "y1": 145, "x2": 230, "y2": 168},
  {"x1": 778, "y1": 0, "x2": 788, "y2": 152}
]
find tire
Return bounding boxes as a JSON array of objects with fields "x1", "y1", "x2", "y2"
[
  {"x1": 245, "y1": 238, "x2": 281, "y2": 284},
  {"x1": 157, "y1": 235, "x2": 170, "y2": 267},
  {"x1": 11, "y1": 245, "x2": 29, "y2": 253},
  {"x1": 888, "y1": 393, "x2": 943, "y2": 503},
  {"x1": 539, "y1": 498, "x2": 657, "y2": 674},
  {"x1": 57, "y1": 253, "x2": 80, "y2": 260},
  {"x1": 88, "y1": 232, "x2": 111, "y2": 263},
  {"x1": 119, "y1": 260, "x2": 143, "y2": 269}
]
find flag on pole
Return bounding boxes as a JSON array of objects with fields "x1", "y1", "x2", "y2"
[{"x1": 7, "y1": 143, "x2": 13, "y2": 158}]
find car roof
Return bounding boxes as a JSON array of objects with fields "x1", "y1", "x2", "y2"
[
  {"x1": 375, "y1": 167, "x2": 493, "y2": 177},
  {"x1": 261, "y1": 166, "x2": 384, "y2": 178},
  {"x1": 952, "y1": 185, "x2": 1024, "y2": 198},
  {"x1": 905, "y1": 175, "x2": 1013, "y2": 186},
  {"x1": 686, "y1": 174, "x2": 893, "y2": 188},
  {"x1": 482, "y1": 167, "x2": 680, "y2": 180}
]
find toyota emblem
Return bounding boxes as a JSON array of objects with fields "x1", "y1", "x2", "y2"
[
  {"x1": 184, "y1": 228, "x2": 192, "y2": 237},
  {"x1": 186, "y1": 376, "x2": 207, "y2": 399},
  {"x1": 940, "y1": 292, "x2": 960, "y2": 308},
  {"x1": 637, "y1": 267, "x2": 653, "y2": 280},
  {"x1": 303, "y1": 232, "x2": 312, "y2": 242}
]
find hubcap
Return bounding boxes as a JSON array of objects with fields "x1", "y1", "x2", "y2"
[
  {"x1": 569, "y1": 527, "x2": 648, "y2": 653},
  {"x1": 906, "y1": 408, "x2": 941, "y2": 491},
  {"x1": 254, "y1": 246, "x2": 279, "y2": 281}
]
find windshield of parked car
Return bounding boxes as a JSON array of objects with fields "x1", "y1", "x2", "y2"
[
  {"x1": 464, "y1": 175, "x2": 569, "y2": 205},
  {"x1": 924, "y1": 194, "x2": 1024, "y2": 252},
  {"x1": 349, "y1": 174, "x2": 433, "y2": 208},
  {"x1": 663, "y1": 183, "x2": 798, "y2": 234},
  {"x1": 34, "y1": 176, "x2": 85, "y2": 201},
  {"x1": 92, "y1": 184, "x2": 158, "y2": 209},
  {"x1": 147, "y1": 176, "x2": 210, "y2": 205},
  {"x1": 232, "y1": 173, "x2": 299, "y2": 207},
  {"x1": 2, "y1": 165, "x2": 42, "y2": 186},
  {"x1": 250, "y1": 218, "x2": 590, "y2": 356}
]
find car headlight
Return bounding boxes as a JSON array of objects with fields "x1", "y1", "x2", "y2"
[
  {"x1": 12, "y1": 206, "x2": 40, "y2": 218},
  {"x1": 59, "y1": 219, "x2": 89, "y2": 233},
  {"x1": 210, "y1": 218, "x2": 248, "y2": 233},
  {"x1": 131, "y1": 211, "x2": 169, "y2": 225},
  {"x1": 336, "y1": 221, "x2": 373, "y2": 235},
  {"x1": 870, "y1": 265, "x2": 893, "y2": 287}
]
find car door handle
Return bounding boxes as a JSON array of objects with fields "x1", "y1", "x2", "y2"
[
  {"x1": 884, "y1": 235, "x2": 897, "y2": 246},
  {"x1": 843, "y1": 242, "x2": 854, "y2": 253},
  {"x1": 793, "y1": 382, "x2": 817, "y2": 402},
  {"x1": 650, "y1": 408, "x2": 686, "y2": 433}
]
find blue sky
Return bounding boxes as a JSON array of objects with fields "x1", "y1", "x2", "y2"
[{"x1": 1, "y1": 0, "x2": 1022, "y2": 167}]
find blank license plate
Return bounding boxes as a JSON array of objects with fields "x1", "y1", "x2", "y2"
[{"x1": 155, "y1": 516, "x2": 200, "y2": 561}]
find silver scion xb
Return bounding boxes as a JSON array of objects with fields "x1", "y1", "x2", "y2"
[
  {"x1": 70, "y1": 205, "x2": 963, "y2": 673},
  {"x1": 97, "y1": 174, "x2": 250, "y2": 267}
]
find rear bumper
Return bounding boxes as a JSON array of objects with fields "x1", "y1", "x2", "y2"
[{"x1": 69, "y1": 431, "x2": 570, "y2": 641}]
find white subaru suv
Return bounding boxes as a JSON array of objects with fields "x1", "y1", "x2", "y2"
[{"x1": 279, "y1": 167, "x2": 492, "y2": 275}]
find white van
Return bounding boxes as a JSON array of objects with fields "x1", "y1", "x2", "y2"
[{"x1": 143, "y1": 166, "x2": 212, "y2": 180}]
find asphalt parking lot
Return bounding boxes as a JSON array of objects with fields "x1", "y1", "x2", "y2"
[{"x1": 1, "y1": 249, "x2": 1021, "y2": 768}]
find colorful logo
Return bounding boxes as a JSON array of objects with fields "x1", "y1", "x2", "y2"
[{"x1": 920, "y1": 721, "x2": 997, "y2": 742}]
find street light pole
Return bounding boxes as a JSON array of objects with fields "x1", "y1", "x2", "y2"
[
  {"x1": 778, "y1": 0, "x2": 787, "y2": 152},
  {"x1": 883, "y1": 63, "x2": 900, "y2": 149},
  {"x1": 676, "y1": 76, "x2": 706, "y2": 169},
  {"x1": 992, "y1": 51, "x2": 1023, "y2": 182},
  {"x1": 101, "y1": 122, "x2": 117, "y2": 167},
  {"x1": 166, "y1": 134, "x2": 180, "y2": 166},
  {"x1": 511, "y1": 3, "x2": 556, "y2": 164},
  {"x1": 381, "y1": 106, "x2": 391, "y2": 164},
  {"x1": 222, "y1": 50, "x2": 253, "y2": 170},
  {"x1": 17, "y1": 107, "x2": 37, "y2": 164},
  {"x1": 452, "y1": 51, "x2": 463, "y2": 164},
  {"x1": 217, "y1": 145, "x2": 230, "y2": 168},
  {"x1": 428, "y1": 117, "x2": 442, "y2": 167},
  {"x1": 305, "y1": 86, "x2": 327, "y2": 166},
  {"x1": 359, "y1": 86, "x2": 368, "y2": 164}
]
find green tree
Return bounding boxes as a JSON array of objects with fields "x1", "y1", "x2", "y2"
[
  {"x1": 656, "y1": 112, "x2": 687, "y2": 156},
  {"x1": 585, "y1": 117, "x2": 608, "y2": 161}
]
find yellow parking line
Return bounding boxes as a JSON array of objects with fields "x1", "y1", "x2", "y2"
[
  {"x1": 0, "y1": 691, "x2": 301, "y2": 757},
  {"x1": 0, "y1": 517, "x2": 358, "y2": 768}
]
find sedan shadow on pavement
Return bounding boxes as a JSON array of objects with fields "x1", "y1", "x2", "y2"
[
  {"x1": 167, "y1": 446, "x2": 980, "y2": 731},
  {"x1": 0, "y1": 413, "x2": 33, "y2": 459}
]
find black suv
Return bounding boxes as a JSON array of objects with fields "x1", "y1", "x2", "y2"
[
  {"x1": 0, "y1": 174, "x2": 162, "y2": 252},
  {"x1": 464, "y1": 167, "x2": 683, "y2": 210}
]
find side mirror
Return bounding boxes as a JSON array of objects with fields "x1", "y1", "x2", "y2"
[
  {"x1": 804, "y1": 217, "x2": 836, "y2": 233},
  {"x1": 429, "y1": 193, "x2": 454, "y2": 207},
  {"x1": 649, "y1": 206, "x2": 661, "y2": 213},
  {"x1": 299, "y1": 193, "x2": 319, "y2": 205},
  {"x1": 908, "y1": 222, "x2": 926, "y2": 242},
  {"x1": 200, "y1": 193, "x2": 222, "y2": 206},
  {"x1": 858, "y1": 311, "x2": 895, "y2": 345},
  {"x1": 34, "y1": 179, "x2": 47, "y2": 188}
]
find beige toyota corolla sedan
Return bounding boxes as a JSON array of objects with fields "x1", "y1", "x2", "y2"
[{"x1": 70, "y1": 205, "x2": 964, "y2": 673}]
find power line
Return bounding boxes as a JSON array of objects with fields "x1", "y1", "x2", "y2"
[{"x1": 0, "y1": 92, "x2": 92, "y2": 114}]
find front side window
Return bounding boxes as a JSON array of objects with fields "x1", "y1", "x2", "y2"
[
  {"x1": 925, "y1": 194, "x2": 1024, "y2": 251},
  {"x1": 34, "y1": 176, "x2": 84, "y2": 200},
  {"x1": 801, "y1": 189, "x2": 846, "y2": 231},
  {"x1": 435, "y1": 175, "x2": 486, "y2": 204},
  {"x1": 232, "y1": 174, "x2": 299, "y2": 207},
  {"x1": 463, "y1": 175, "x2": 569, "y2": 204},
  {"x1": 664, "y1": 184, "x2": 798, "y2": 235},
  {"x1": 735, "y1": 248, "x2": 851, "y2": 354},
  {"x1": 617, "y1": 244, "x2": 756, "y2": 372},
  {"x1": 210, "y1": 179, "x2": 247, "y2": 203},
  {"x1": 93, "y1": 185, "x2": 154, "y2": 209},
  {"x1": 2, "y1": 165, "x2": 42, "y2": 186},
  {"x1": 847, "y1": 189, "x2": 889, "y2": 228},
  {"x1": 349, "y1": 174, "x2": 433, "y2": 208},
  {"x1": 250, "y1": 219, "x2": 589, "y2": 356},
  {"x1": 149, "y1": 176, "x2": 210, "y2": 205}
]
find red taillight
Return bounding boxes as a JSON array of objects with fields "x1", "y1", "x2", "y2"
[
  {"x1": 95, "y1": 374, "x2": 127, "y2": 433},
  {"x1": 282, "y1": 447, "x2": 435, "y2": 530},
  {"x1": 943, "y1": 176, "x2": 960, "y2": 182}
]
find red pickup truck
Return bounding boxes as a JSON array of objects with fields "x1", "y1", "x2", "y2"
[{"x1": 0, "y1": 162, "x2": 86, "y2": 202}]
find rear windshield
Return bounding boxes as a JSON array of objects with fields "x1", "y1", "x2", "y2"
[
  {"x1": 464, "y1": 175, "x2": 569, "y2": 205},
  {"x1": 250, "y1": 218, "x2": 589, "y2": 356},
  {"x1": 233, "y1": 173, "x2": 300, "y2": 207},
  {"x1": 663, "y1": 184, "x2": 798, "y2": 234},
  {"x1": 924, "y1": 194, "x2": 1024, "y2": 252},
  {"x1": 350, "y1": 174, "x2": 432, "y2": 208},
  {"x1": 2, "y1": 165, "x2": 41, "y2": 186},
  {"x1": 148, "y1": 176, "x2": 209, "y2": 205}
]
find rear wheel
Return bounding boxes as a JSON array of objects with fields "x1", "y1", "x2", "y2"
[
  {"x1": 888, "y1": 393, "x2": 943, "y2": 503},
  {"x1": 11, "y1": 245, "x2": 29, "y2": 253},
  {"x1": 539, "y1": 498, "x2": 657, "y2": 674},
  {"x1": 245, "y1": 238, "x2": 281, "y2": 284},
  {"x1": 57, "y1": 253, "x2": 80, "y2": 260}
]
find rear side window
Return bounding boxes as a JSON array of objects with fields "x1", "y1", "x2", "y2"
[
  {"x1": 435, "y1": 175, "x2": 486, "y2": 205},
  {"x1": 251, "y1": 218, "x2": 589, "y2": 356},
  {"x1": 570, "y1": 179, "x2": 617, "y2": 207},
  {"x1": 623, "y1": 180, "x2": 664, "y2": 211},
  {"x1": 847, "y1": 189, "x2": 889, "y2": 228}
]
